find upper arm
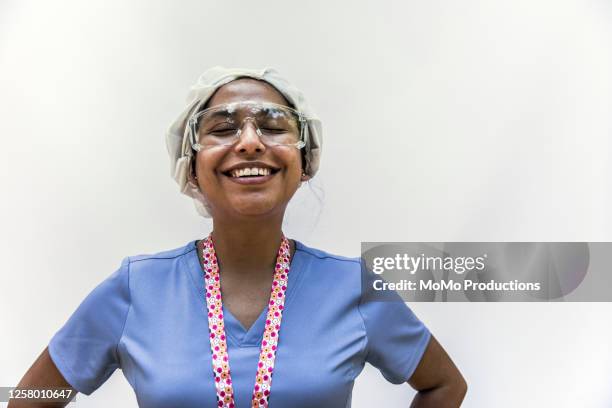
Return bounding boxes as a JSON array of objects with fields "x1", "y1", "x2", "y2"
[
  {"x1": 46, "y1": 257, "x2": 131, "y2": 395},
  {"x1": 407, "y1": 335, "x2": 466, "y2": 392},
  {"x1": 9, "y1": 347, "x2": 76, "y2": 408},
  {"x1": 358, "y1": 263, "x2": 432, "y2": 384}
]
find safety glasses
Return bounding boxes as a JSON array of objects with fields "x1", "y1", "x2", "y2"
[{"x1": 188, "y1": 100, "x2": 307, "y2": 151}]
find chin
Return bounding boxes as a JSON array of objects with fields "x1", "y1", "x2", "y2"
[{"x1": 230, "y1": 200, "x2": 283, "y2": 218}]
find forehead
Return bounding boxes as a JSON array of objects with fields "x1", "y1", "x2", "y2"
[{"x1": 206, "y1": 78, "x2": 291, "y2": 109}]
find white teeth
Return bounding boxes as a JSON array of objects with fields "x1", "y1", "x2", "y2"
[{"x1": 230, "y1": 167, "x2": 273, "y2": 178}]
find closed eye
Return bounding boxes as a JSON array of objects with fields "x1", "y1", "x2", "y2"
[
  {"x1": 210, "y1": 128, "x2": 237, "y2": 136},
  {"x1": 261, "y1": 128, "x2": 287, "y2": 133}
]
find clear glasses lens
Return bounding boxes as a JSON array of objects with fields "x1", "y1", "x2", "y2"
[{"x1": 192, "y1": 101, "x2": 302, "y2": 149}]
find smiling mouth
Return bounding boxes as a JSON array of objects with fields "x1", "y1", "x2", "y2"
[{"x1": 222, "y1": 167, "x2": 281, "y2": 178}]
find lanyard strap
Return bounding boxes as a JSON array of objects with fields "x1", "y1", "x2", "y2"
[{"x1": 199, "y1": 234, "x2": 291, "y2": 408}]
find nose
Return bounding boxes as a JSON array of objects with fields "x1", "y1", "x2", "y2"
[{"x1": 233, "y1": 118, "x2": 266, "y2": 154}]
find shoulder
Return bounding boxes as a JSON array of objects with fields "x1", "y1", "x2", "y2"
[
  {"x1": 123, "y1": 240, "x2": 197, "y2": 278},
  {"x1": 295, "y1": 240, "x2": 361, "y2": 267},
  {"x1": 128, "y1": 240, "x2": 196, "y2": 263},
  {"x1": 293, "y1": 240, "x2": 363, "y2": 290}
]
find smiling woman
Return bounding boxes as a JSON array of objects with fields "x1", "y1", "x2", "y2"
[
  {"x1": 186, "y1": 78, "x2": 309, "y2": 219},
  {"x1": 10, "y1": 67, "x2": 466, "y2": 408}
]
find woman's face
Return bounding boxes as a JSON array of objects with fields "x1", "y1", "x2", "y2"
[{"x1": 191, "y1": 78, "x2": 308, "y2": 220}]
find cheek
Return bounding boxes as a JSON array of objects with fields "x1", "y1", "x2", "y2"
[
  {"x1": 282, "y1": 152, "x2": 303, "y2": 179},
  {"x1": 192, "y1": 153, "x2": 225, "y2": 198},
  {"x1": 284, "y1": 154, "x2": 305, "y2": 194},
  {"x1": 194, "y1": 151, "x2": 221, "y2": 177}
]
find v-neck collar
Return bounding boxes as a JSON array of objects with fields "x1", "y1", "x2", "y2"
[{"x1": 185, "y1": 238, "x2": 306, "y2": 348}]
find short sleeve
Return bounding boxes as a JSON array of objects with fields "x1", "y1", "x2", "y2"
[
  {"x1": 358, "y1": 263, "x2": 431, "y2": 384},
  {"x1": 48, "y1": 256, "x2": 131, "y2": 395}
]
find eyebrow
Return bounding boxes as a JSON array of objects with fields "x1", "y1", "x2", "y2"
[
  {"x1": 203, "y1": 110, "x2": 232, "y2": 120},
  {"x1": 198, "y1": 106, "x2": 298, "y2": 125}
]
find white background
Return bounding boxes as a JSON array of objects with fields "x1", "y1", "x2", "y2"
[{"x1": 1, "y1": 0, "x2": 611, "y2": 407}]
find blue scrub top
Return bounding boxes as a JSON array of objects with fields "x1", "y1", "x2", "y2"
[{"x1": 49, "y1": 239, "x2": 431, "y2": 408}]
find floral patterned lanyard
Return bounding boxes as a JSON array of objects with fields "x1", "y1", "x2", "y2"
[{"x1": 198, "y1": 233, "x2": 291, "y2": 408}]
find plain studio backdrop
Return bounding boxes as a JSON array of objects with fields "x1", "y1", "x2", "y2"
[{"x1": 1, "y1": 0, "x2": 611, "y2": 407}]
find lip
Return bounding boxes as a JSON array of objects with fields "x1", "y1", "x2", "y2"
[
  {"x1": 220, "y1": 160, "x2": 281, "y2": 185},
  {"x1": 221, "y1": 161, "x2": 281, "y2": 174},
  {"x1": 223, "y1": 171, "x2": 278, "y2": 185}
]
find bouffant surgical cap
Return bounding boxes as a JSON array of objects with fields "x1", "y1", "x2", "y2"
[{"x1": 165, "y1": 66, "x2": 323, "y2": 218}]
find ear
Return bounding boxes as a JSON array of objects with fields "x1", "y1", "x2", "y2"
[
  {"x1": 300, "y1": 172, "x2": 311, "y2": 182},
  {"x1": 187, "y1": 169, "x2": 196, "y2": 182},
  {"x1": 187, "y1": 162, "x2": 199, "y2": 189},
  {"x1": 188, "y1": 156, "x2": 198, "y2": 182}
]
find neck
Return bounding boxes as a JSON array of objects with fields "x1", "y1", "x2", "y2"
[{"x1": 209, "y1": 215, "x2": 293, "y2": 278}]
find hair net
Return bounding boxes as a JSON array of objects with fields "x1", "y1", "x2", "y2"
[{"x1": 165, "y1": 66, "x2": 323, "y2": 218}]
